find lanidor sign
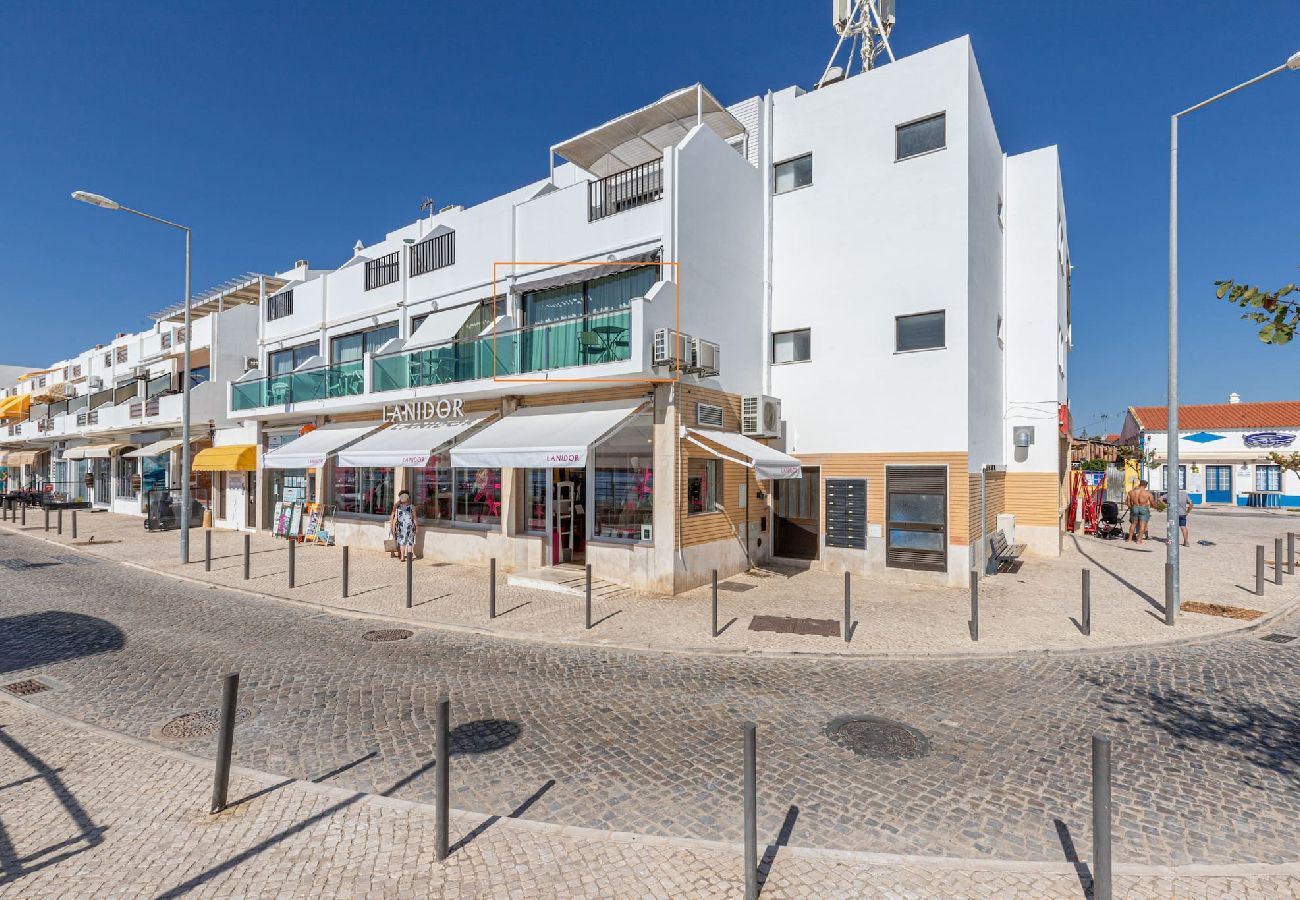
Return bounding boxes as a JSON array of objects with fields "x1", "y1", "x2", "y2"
[{"x1": 383, "y1": 399, "x2": 465, "y2": 423}]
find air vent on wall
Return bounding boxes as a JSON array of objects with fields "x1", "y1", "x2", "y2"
[{"x1": 696, "y1": 402, "x2": 724, "y2": 428}]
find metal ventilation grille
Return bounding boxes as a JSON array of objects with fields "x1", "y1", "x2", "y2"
[
  {"x1": 696, "y1": 402, "x2": 724, "y2": 428},
  {"x1": 742, "y1": 396, "x2": 760, "y2": 433}
]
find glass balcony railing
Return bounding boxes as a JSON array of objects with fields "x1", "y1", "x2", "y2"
[
  {"x1": 372, "y1": 308, "x2": 632, "y2": 393},
  {"x1": 231, "y1": 360, "x2": 365, "y2": 411}
]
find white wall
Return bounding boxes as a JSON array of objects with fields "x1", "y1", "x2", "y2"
[{"x1": 769, "y1": 37, "x2": 975, "y2": 454}]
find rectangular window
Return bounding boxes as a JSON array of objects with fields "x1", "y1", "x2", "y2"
[
  {"x1": 409, "y1": 231, "x2": 455, "y2": 277},
  {"x1": 593, "y1": 411, "x2": 654, "y2": 541},
  {"x1": 454, "y1": 467, "x2": 501, "y2": 526},
  {"x1": 115, "y1": 346, "x2": 128, "y2": 364},
  {"x1": 896, "y1": 311, "x2": 945, "y2": 352},
  {"x1": 1256, "y1": 464, "x2": 1281, "y2": 492},
  {"x1": 330, "y1": 325, "x2": 398, "y2": 365},
  {"x1": 188, "y1": 366, "x2": 210, "y2": 389},
  {"x1": 686, "y1": 457, "x2": 720, "y2": 516},
  {"x1": 103, "y1": 352, "x2": 112, "y2": 367},
  {"x1": 71, "y1": 364, "x2": 82, "y2": 379},
  {"x1": 266, "y1": 289, "x2": 294, "y2": 320},
  {"x1": 772, "y1": 328, "x2": 811, "y2": 364},
  {"x1": 896, "y1": 112, "x2": 946, "y2": 161},
  {"x1": 160, "y1": 332, "x2": 172, "y2": 351},
  {"x1": 773, "y1": 154, "x2": 812, "y2": 194},
  {"x1": 522, "y1": 266, "x2": 656, "y2": 326},
  {"x1": 332, "y1": 466, "x2": 394, "y2": 517},
  {"x1": 364, "y1": 252, "x2": 400, "y2": 290},
  {"x1": 268, "y1": 342, "x2": 320, "y2": 375},
  {"x1": 115, "y1": 457, "x2": 139, "y2": 498},
  {"x1": 522, "y1": 469, "x2": 548, "y2": 534},
  {"x1": 173, "y1": 327, "x2": 186, "y2": 346}
]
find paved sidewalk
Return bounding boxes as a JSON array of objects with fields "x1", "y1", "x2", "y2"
[
  {"x1": 2, "y1": 508, "x2": 1297, "y2": 658},
  {"x1": 3, "y1": 697, "x2": 1296, "y2": 898}
]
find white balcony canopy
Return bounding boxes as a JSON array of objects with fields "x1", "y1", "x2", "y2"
[
  {"x1": 125, "y1": 438, "x2": 183, "y2": 458},
  {"x1": 62, "y1": 442, "x2": 131, "y2": 460},
  {"x1": 263, "y1": 424, "x2": 382, "y2": 470},
  {"x1": 451, "y1": 399, "x2": 646, "y2": 469},
  {"x1": 553, "y1": 84, "x2": 745, "y2": 178},
  {"x1": 685, "y1": 429, "x2": 802, "y2": 481},
  {"x1": 404, "y1": 305, "x2": 474, "y2": 351},
  {"x1": 337, "y1": 417, "x2": 490, "y2": 469}
]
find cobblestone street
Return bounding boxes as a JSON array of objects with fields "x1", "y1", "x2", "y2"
[{"x1": 2, "y1": 526, "x2": 1300, "y2": 896}]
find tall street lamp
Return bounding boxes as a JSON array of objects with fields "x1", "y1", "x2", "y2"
[
  {"x1": 72, "y1": 190, "x2": 194, "y2": 565},
  {"x1": 1166, "y1": 50, "x2": 1300, "y2": 621}
]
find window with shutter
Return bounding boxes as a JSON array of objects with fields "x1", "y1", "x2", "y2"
[{"x1": 885, "y1": 465, "x2": 947, "y2": 572}]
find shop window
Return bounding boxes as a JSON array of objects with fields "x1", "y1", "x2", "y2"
[
  {"x1": 1255, "y1": 464, "x2": 1281, "y2": 492},
  {"x1": 332, "y1": 467, "x2": 393, "y2": 517},
  {"x1": 523, "y1": 469, "x2": 548, "y2": 533},
  {"x1": 772, "y1": 328, "x2": 811, "y2": 364},
  {"x1": 896, "y1": 112, "x2": 946, "y2": 161},
  {"x1": 116, "y1": 457, "x2": 138, "y2": 498},
  {"x1": 773, "y1": 154, "x2": 812, "y2": 194},
  {"x1": 687, "y1": 458, "x2": 720, "y2": 516},
  {"x1": 411, "y1": 460, "x2": 453, "y2": 521},
  {"x1": 140, "y1": 455, "x2": 168, "y2": 495},
  {"x1": 895, "y1": 311, "x2": 945, "y2": 352},
  {"x1": 593, "y1": 411, "x2": 654, "y2": 541},
  {"x1": 455, "y1": 467, "x2": 501, "y2": 526}
]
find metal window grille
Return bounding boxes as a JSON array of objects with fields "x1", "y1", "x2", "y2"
[
  {"x1": 161, "y1": 332, "x2": 172, "y2": 350},
  {"x1": 696, "y1": 403, "x2": 724, "y2": 428},
  {"x1": 71, "y1": 365, "x2": 82, "y2": 378},
  {"x1": 409, "y1": 231, "x2": 455, "y2": 277},
  {"x1": 116, "y1": 346, "x2": 128, "y2": 364},
  {"x1": 589, "y1": 158, "x2": 663, "y2": 222},
  {"x1": 104, "y1": 352, "x2": 112, "y2": 366},
  {"x1": 365, "y1": 252, "x2": 400, "y2": 290},
  {"x1": 266, "y1": 289, "x2": 294, "y2": 321}
]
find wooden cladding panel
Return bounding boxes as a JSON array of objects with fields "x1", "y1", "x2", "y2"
[
  {"x1": 520, "y1": 384, "x2": 654, "y2": 409},
  {"x1": 1003, "y1": 472, "x2": 1061, "y2": 527},
  {"x1": 677, "y1": 385, "x2": 759, "y2": 549},
  {"x1": 967, "y1": 469, "x2": 1007, "y2": 544}
]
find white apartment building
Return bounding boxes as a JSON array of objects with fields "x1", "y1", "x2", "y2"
[
  {"x1": 195, "y1": 33, "x2": 1070, "y2": 591},
  {"x1": 0, "y1": 274, "x2": 274, "y2": 523}
]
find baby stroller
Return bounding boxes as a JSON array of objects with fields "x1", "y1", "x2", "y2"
[{"x1": 1094, "y1": 501, "x2": 1127, "y2": 540}]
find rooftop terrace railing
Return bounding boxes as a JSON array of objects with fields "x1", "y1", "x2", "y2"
[
  {"x1": 230, "y1": 360, "x2": 365, "y2": 412},
  {"x1": 588, "y1": 158, "x2": 663, "y2": 222}
]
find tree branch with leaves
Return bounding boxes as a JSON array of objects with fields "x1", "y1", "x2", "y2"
[
  {"x1": 1216, "y1": 269, "x2": 1298, "y2": 345},
  {"x1": 1269, "y1": 451, "x2": 1300, "y2": 477}
]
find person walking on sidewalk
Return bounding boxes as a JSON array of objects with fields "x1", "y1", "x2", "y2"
[
  {"x1": 1126, "y1": 480, "x2": 1155, "y2": 544},
  {"x1": 389, "y1": 490, "x2": 419, "y2": 562},
  {"x1": 1170, "y1": 487, "x2": 1193, "y2": 547}
]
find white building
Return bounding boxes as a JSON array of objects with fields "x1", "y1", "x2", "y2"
[
  {"x1": 1119, "y1": 396, "x2": 1300, "y2": 507},
  {"x1": 194, "y1": 33, "x2": 1071, "y2": 591}
]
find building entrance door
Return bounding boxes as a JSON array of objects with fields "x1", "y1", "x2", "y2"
[
  {"x1": 549, "y1": 468, "x2": 586, "y2": 565},
  {"x1": 773, "y1": 468, "x2": 820, "y2": 560},
  {"x1": 1205, "y1": 465, "x2": 1233, "y2": 504},
  {"x1": 885, "y1": 465, "x2": 948, "y2": 572},
  {"x1": 92, "y1": 458, "x2": 111, "y2": 507}
]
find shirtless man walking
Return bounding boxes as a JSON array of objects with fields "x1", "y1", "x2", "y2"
[{"x1": 1126, "y1": 479, "x2": 1155, "y2": 544}]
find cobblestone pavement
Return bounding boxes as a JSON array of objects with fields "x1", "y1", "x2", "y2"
[
  {"x1": 1, "y1": 527, "x2": 1299, "y2": 876},
  {"x1": 2, "y1": 508, "x2": 1297, "y2": 658},
  {"x1": 4, "y1": 699, "x2": 1297, "y2": 898}
]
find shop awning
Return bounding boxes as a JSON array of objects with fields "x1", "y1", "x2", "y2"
[
  {"x1": 62, "y1": 443, "x2": 131, "y2": 460},
  {"x1": 125, "y1": 438, "x2": 183, "y2": 459},
  {"x1": 685, "y1": 429, "x2": 802, "y2": 481},
  {"x1": 451, "y1": 399, "x2": 646, "y2": 469},
  {"x1": 3, "y1": 450, "x2": 42, "y2": 466},
  {"x1": 191, "y1": 445, "x2": 258, "y2": 472},
  {"x1": 337, "y1": 417, "x2": 491, "y2": 468},
  {"x1": 264, "y1": 424, "x2": 383, "y2": 469}
]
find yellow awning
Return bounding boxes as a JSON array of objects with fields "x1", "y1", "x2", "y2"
[
  {"x1": 17, "y1": 368, "x2": 58, "y2": 382},
  {"x1": 0, "y1": 394, "x2": 30, "y2": 420},
  {"x1": 191, "y1": 444, "x2": 257, "y2": 472}
]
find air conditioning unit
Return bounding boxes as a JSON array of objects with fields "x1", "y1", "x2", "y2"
[
  {"x1": 87, "y1": 376, "x2": 103, "y2": 390},
  {"x1": 652, "y1": 328, "x2": 691, "y2": 369},
  {"x1": 688, "y1": 338, "x2": 720, "y2": 377},
  {"x1": 741, "y1": 395, "x2": 782, "y2": 438},
  {"x1": 244, "y1": 357, "x2": 260, "y2": 371},
  {"x1": 133, "y1": 365, "x2": 150, "y2": 379}
]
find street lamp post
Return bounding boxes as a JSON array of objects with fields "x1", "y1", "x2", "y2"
[
  {"x1": 72, "y1": 191, "x2": 193, "y2": 565},
  {"x1": 1166, "y1": 51, "x2": 1300, "y2": 621}
]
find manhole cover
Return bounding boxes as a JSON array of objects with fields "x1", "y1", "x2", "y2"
[
  {"x1": 363, "y1": 629, "x2": 413, "y2": 643},
  {"x1": 1260, "y1": 633, "x2": 1297, "y2": 644},
  {"x1": 749, "y1": 615, "x2": 840, "y2": 638},
  {"x1": 826, "y1": 715, "x2": 930, "y2": 759},
  {"x1": 2, "y1": 679, "x2": 51, "y2": 697},
  {"x1": 718, "y1": 582, "x2": 756, "y2": 592},
  {"x1": 158, "y1": 707, "x2": 254, "y2": 740}
]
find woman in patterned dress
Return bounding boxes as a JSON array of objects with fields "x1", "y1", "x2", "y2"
[{"x1": 389, "y1": 490, "x2": 419, "y2": 562}]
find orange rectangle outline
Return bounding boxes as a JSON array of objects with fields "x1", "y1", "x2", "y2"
[{"x1": 490, "y1": 260, "x2": 681, "y2": 384}]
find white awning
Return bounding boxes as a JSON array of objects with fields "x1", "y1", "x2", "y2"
[
  {"x1": 553, "y1": 84, "x2": 745, "y2": 178},
  {"x1": 263, "y1": 424, "x2": 382, "y2": 470},
  {"x1": 451, "y1": 400, "x2": 646, "y2": 469},
  {"x1": 63, "y1": 443, "x2": 131, "y2": 460},
  {"x1": 124, "y1": 438, "x2": 182, "y2": 458},
  {"x1": 404, "y1": 306, "x2": 473, "y2": 350},
  {"x1": 685, "y1": 429, "x2": 802, "y2": 481},
  {"x1": 337, "y1": 417, "x2": 491, "y2": 468}
]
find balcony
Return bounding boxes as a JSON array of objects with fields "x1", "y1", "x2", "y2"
[
  {"x1": 231, "y1": 360, "x2": 364, "y2": 412},
  {"x1": 588, "y1": 159, "x2": 662, "y2": 222},
  {"x1": 372, "y1": 309, "x2": 632, "y2": 392}
]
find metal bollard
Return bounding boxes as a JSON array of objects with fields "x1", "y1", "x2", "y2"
[
  {"x1": 43, "y1": 506, "x2": 49, "y2": 532},
  {"x1": 434, "y1": 696, "x2": 450, "y2": 862},
  {"x1": 711, "y1": 569, "x2": 718, "y2": 638},
  {"x1": 341, "y1": 545, "x2": 349, "y2": 597},
  {"x1": 405, "y1": 554, "x2": 413, "y2": 609},
  {"x1": 288, "y1": 538, "x2": 296, "y2": 589},
  {"x1": 1256, "y1": 545, "x2": 1265, "y2": 596},
  {"x1": 1288, "y1": 532, "x2": 1296, "y2": 576},
  {"x1": 969, "y1": 570, "x2": 979, "y2": 642},
  {"x1": 743, "y1": 721, "x2": 757, "y2": 900},
  {"x1": 21, "y1": 503, "x2": 26, "y2": 525},
  {"x1": 71, "y1": 510, "x2": 78, "y2": 541},
  {"x1": 1164, "y1": 563, "x2": 1176, "y2": 625},
  {"x1": 1275, "y1": 537, "x2": 1284, "y2": 586},
  {"x1": 205, "y1": 529, "x2": 212, "y2": 572},
  {"x1": 584, "y1": 563, "x2": 593, "y2": 630},
  {"x1": 243, "y1": 534, "x2": 251, "y2": 581},
  {"x1": 844, "y1": 570, "x2": 851, "y2": 643},
  {"x1": 1082, "y1": 568, "x2": 1091, "y2": 636},
  {"x1": 489, "y1": 557, "x2": 496, "y2": 619},
  {"x1": 1092, "y1": 732, "x2": 1112, "y2": 900},
  {"x1": 210, "y1": 672, "x2": 240, "y2": 814},
  {"x1": 57, "y1": 508, "x2": 63, "y2": 535}
]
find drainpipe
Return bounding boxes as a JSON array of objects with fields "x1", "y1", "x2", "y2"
[{"x1": 762, "y1": 91, "x2": 775, "y2": 396}]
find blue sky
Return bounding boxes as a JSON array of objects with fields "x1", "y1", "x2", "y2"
[{"x1": 2, "y1": 1, "x2": 1297, "y2": 435}]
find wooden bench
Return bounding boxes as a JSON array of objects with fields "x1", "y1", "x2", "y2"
[{"x1": 988, "y1": 529, "x2": 1026, "y2": 574}]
